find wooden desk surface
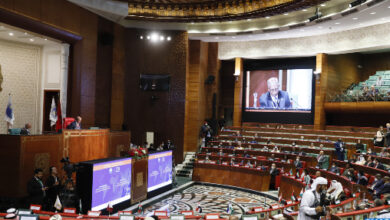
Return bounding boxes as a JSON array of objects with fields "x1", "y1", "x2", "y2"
[{"x1": 192, "y1": 162, "x2": 271, "y2": 191}]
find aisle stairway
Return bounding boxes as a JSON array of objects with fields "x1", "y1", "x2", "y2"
[{"x1": 175, "y1": 152, "x2": 195, "y2": 178}]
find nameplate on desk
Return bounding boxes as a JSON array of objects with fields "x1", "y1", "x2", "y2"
[
  {"x1": 252, "y1": 156, "x2": 257, "y2": 159},
  {"x1": 87, "y1": 211, "x2": 101, "y2": 217},
  {"x1": 63, "y1": 208, "x2": 76, "y2": 214},
  {"x1": 207, "y1": 153, "x2": 211, "y2": 155},
  {"x1": 272, "y1": 204, "x2": 279, "y2": 209},
  {"x1": 29, "y1": 205, "x2": 41, "y2": 211},
  {"x1": 205, "y1": 214, "x2": 219, "y2": 219},
  {"x1": 181, "y1": 211, "x2": 193, "y2": 216},
  {"x1": 245, "y1": 165, "x2": 250, "y2": 168},
  {"x1": 222, "y1": 162, "x2": 228, "y2": 165},
  {"x1": 233, "y1": 164, "x2": 239, "y2": 167},
  {"x1": 209, "y1": 161, "x2": 216, "y2": 164},
  {"x1": 198, "y1": 160, "x2": 205, "y2": 163},
  {"x1": 256, "y1": 167, "x2": 261, "y2": 170},
  {"x1": 254, "y1": 207, "x2": 263, "y2": 212},
  {"x1": 287, "y1": 201, "x2": 292, "y2": 205}
]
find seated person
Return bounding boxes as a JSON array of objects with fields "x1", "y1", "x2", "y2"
[
  {"x1": 262, "y1": 145, "x2": 269, "y2": 151},
  {"x1": 379, "y1": 147, "x2": 388, "y2": 157},
  {"x1": 271, "y1": 145, "x2": 280, "y2": 153},
  {"x1": 319, "y1": 144, "x2": 324, "y2": 150},
  {"x1": 367, "y1": 148, "x2": 377, "y2": 156},
  {"x1": 67, "y1": 116, "x2": 82, "y2": 129},
  {"x1": 365, "y1": 156, "x2": 375, "y2": 167},
  {"x1": 259, "y1": 77, "x2": 291, "y2": 109},
  {"x1": 370, "y1": 174, "x2": 384, "y2": 194},
  {"x1": 266, "y1": 138, "x2": 273, "y2": 145},
  {"x1": 357, "y1": 171, "x2": 368, "y2": 186},
  {"x1": 355, "y1": 155, "x2": 366, "y2": 165},
  {"x1": 309, "y1": 142, "x2": 315, "y2": 149},
  {"x1": 329, "y1": 163, "x2": 340, "y2": 174},
  {"x1": 246, "y1": 160, "x2": 253, "y2": 168},
  {"x1": 20, "y1": 123, "x2": 32, "y2": 135},
  {"x1": 249, "y1": 137, "x2": 257, "y2": 144},
  {"x1": 269, "y1": 154, "x2": 276, "y2": 161},
  {"x1": 218, "y1": 149, "x2": 224, "y2": 156},
  {"x1": 315, "y1": 170, "x2": 322, "y2": 178},
  {"x1": 349, "y1": 155, "x2": 357, "y2": 164},
  {"x1": 343, "y1": 168, "x2": 357, "y2": 182},
  {"x1": 356, "y1": 139, "x2": 365, "y2": 153},
  {"x1": 294, "y1": 156, "x2": 303, "y2": 169},
  {"x1": 327, "y1": 180, "x2": 346, "y2": 204},
  {"x1": 373, "y1": 158, "x2": 386, "y2": 170},
  {"x1": 375, "y1": 176, "x2": 390, "y2": 199}
]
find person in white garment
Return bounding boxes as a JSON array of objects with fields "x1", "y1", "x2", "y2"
[{"x1": 298, "y1": 177, "x2": 330, "y2": 220}]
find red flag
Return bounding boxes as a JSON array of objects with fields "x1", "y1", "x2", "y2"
[
  {"x1": 55, "y1": 99, "x2": 62, "y2": 132},
  {"x1": 106, "y1": 202, "x2": 113, "y2": 213},
  {"x1": 278, "y1": 193, "x2": 283, "y2": 203}
]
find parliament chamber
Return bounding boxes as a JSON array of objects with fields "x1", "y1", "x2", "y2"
[{"x1": 1, "y1": 0, "x2": 390, "y2": 220}]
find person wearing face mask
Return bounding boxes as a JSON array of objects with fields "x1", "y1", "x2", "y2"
[
  {"x1": 298, "y1": 177, "x2": 330, "y2": 220},
  {"x1": 370, "y1": 174, "x2": 384, "y2": 194},
  {"x1": 357, "y1": 171, "x2": 368, "y2": 186},
  {"x1": 328, "y1": 163, "x2": 340, "y2": 174},
  {"x1": 294, "y1": 156, "x2": 303, "y2": 169},
  {"x1": 269, "y1": 163, "x2": 279, "y2": 190}
]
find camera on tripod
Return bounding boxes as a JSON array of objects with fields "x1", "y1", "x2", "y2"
[{"x1": 60, "y1": 157, "x2": 79, "y2": 182}]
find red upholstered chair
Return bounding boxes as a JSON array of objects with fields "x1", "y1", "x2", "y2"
[
  {"x1": 301, "y1": 161, "x2": 307, "y2": 169},
  {"x1": 340, "y1": 168, "x2": 344, "y2": 175},
  {"x1": 63, "y1": 117, "x2": 75, "y2": 129},
  {"x1": 257, "y1": 156, "x2": 266, "y2": 160},
  {"x1": 275, "y1": 174, "x2": 282, "y2": 188}
]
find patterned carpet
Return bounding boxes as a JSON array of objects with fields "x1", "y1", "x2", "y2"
[{"x1": 140, "y1": 184, "x2": 278, "y2": 217}]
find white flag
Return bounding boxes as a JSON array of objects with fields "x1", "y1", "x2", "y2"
[
  {"x1": 54, "y1": 195, "x2": 62, "y2": 211},
  {"x1": 49, "y1": 97, "x2": 57, "y2": 127}
]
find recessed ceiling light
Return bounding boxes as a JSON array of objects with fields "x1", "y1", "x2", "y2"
[
  {"x1": 370, "y1": 12, "x2": 376, "y2": 15},
  {"x1": 232, "y1": 36, "x2": 236, "y2": 39},
  {"x1": 159, "y1": 36, "x2": 164, "y2": 41},
  {"x1": 29, "y1": 38, "x2": 34, "y2": 42},
  {"x1": 353, "y1": 17, "x2": 358, "y2": 20},
  {"x1": 191, "y1": 22, "x2": 194, "y2": 24},
  {"x1": 300, "y1": 29, "x2": 305, "y2": 32},
  {"x1": 318, "y1": 26, "x2": 323, "y2": 29},
  {"x1": 167, "y1": 36, "x2": 171, "y2": 41},
  {"x1": 320, "y1": 4, "x2": 326, "y2": 7},
  {"x1": 247, "y1": 19, "x2": 252, "y2": 21},
  {"x1": 8, "y1": 32, "x2": 13, "y2": 36},
  {"x1": 24, "y1": 32, "x2": 27, "y2": 35},
  {"x1": 388, "y1": 5, "x2": 390, "y2": 8},
  {"x1": 303, "y1": 9, "x2": 308, "y2": 12},
  {"x1": 44, "y1": 38, "x2": 47, "y2": 41},
  {"x1": 214, "y1": 37, "x2": 219, "y2": 40},
  {"x1": 146, "y1": 35, "x2": 151, "y2": 40},
  {"x1": 140, "y1": 36, "x2": 144, "y2": 39},
  {"x1": 335, "y1": 22, "x2": 340, "y2": 25},
  {"x1": 283, "y1": 13, "x2": 289, "y2": 15},
  {"x1": 265, "y1": 16, "x2": 270, "y2": 19}
]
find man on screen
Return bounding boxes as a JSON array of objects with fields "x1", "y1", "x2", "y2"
[{"x1": 259, "y1": 77, "x2": 291, "y2": 109}]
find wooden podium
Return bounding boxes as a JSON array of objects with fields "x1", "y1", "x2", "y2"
[{"x1": 0, "y1": 129, "x2": 130, "y2": 197}]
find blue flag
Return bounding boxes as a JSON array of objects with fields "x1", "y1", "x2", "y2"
[{"x1": 4, "y1": 95, "x2": 14, "y2": 125}]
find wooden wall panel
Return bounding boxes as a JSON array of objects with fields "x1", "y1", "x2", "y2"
[
  {"x1": 314, "y1": 53, "x2": 328, "y2": 130},
  {"x1": 20, "y1": 135, "x2": 63, "y2": 196},
  {"x1": 361, "y1": 52, "x2": 390, "y2": 81},
  {"x1": 63, "y1": 130, "x2": 109, "y2": 163},
  {"x1": 0, "y1": 135, "x2": 21, "y2": 197},
  {"x1": 108, "y1": 131, "x2": 131, "y2": 157},
  {"x1": 124, "y1": 29, "x2": 187, "y2": 163},
  {"x1": 233, "y1": 58, "x2": 243, "y2": 126},
  {"x1": 219, "y1": 60, "x2": 235, "y2": 120},
  {"x1": 110, "y1": 24, "x2": 126, "y2": 131}
]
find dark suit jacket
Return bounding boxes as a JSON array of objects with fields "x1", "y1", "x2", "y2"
[
  {"x1": 270, "y1": 168, "x2": 280, "y2": 176},
  {"x1": 67, "y1": 121, "x2": 81, "y2": 129},
  {"x1": 20, "y1": 128, "x2": 30, "y2": 135},
  {"x1": 334, "y1": 141, "x2": 345, "y2": 161},
  {"x1": 27, "y1": 177, "x2": 45, "y2": 205},
  {"x1": 294, "y1": 160, "x2": 303, "y2": 169},
  {"x1": 377, "y1": 182, "x2": 390, "y2": 195},
  {"x1": 373, "y1": 179, "x2": 384, "y2": 191},
  {"x1": 46, "y1": 176, "x2": 61, "y2": 201},
  {"x1": 375, "y1": 163, "x2": 386, "y2": 170},
  {"x1": 329, "y1": 166, "x2": 340, "y2": 174},
  {"x1": 259, "y1": 91, "x2": 291, "y2": 109}
]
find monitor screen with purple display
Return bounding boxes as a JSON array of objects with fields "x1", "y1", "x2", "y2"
[
  {"x1": 148, "y1": 151, "x2": 172, "y2": 192},
  {"x1": 91, "y1": 158, "x2": 132, "y2": 211}
]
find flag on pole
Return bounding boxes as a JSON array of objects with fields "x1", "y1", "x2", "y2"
[
  {"x1": 295, "y1": 170, "x2": 300, "y2": 179},
  {"x1": 55, "y1": 98, "x2": 62, "y2": 132},
  {"x1": 289, "y1": 169, "x2": 293, "y2": 176},
  {"x1": 291, "y1": 191, "x2": 297, "y2": 202},
  {"x1": 4, "y1": 95, "x2": 14, "y2": 125},
  {"x1": 54, "y1": 195, "x2": 62, "y2": 211},
  {"x1": 137, "y1": 202, "x2": 143, "y2": 214},
  {"x1": 79, "y1": 199, "x2": 83, "y2": 214},
  {"x1": 278, "y1": 193, "x2": 283, "y2": 203},
  {"x1": 299, "y1": 188, "x2": 304, "y2": 198},
  {"x1": 49, "y1": 97, "x2": 57, "y2": 127},
  {"x1": 226, "y1": 202, "x2": 234, "y2": 214},
  {"x1": 195, "y1": 203, "x2": 202, "y2": 213},
  {"x1": 106, "y1": 202, "x2": 113, "y2": 213}
]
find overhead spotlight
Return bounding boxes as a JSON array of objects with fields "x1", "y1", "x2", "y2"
[
  {"x1": 140, "y1": 35, "x2": 144, "y2": 40},
  {"x1": 29, "y1": 38, "x2": 34, "y2": 42},
  {"x1": 160, "y1": 36, "x2": 165, "y2": 41},
  {"x1": 167, "y1": 36, "x2": 171, "y2": 41},
  {"x1": 8, "y1": 32, "x2": 13, "y2": 36},
  {"x1": 349, "y1": 0, "x2": 367, "y2": 8},
  {"x1": 146, "y1": 35, "x2": 151, "y2": 40},
  {"x1": 150, "y1": 33, "x2": 159, "y2": 42},
  {"x1": 307, "y1": 7, "x2": 322, "y2": 22}
]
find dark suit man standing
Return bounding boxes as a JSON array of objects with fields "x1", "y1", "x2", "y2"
[
  {"x1": 27, "y1": 168, "x2": 47, "y2": 206},
  {"x1": 334, "y1": 139, "x2": 345, "y2": 161},
  {"x1": 294, "y1": 156, "x2": 303, "y2": 169},
  {"x1": 46, "y1": 166, "x2": 62, "y2": 211},
  {"x1": 67, "y1": 116, "x2": 82, "y2": 129},
  {"x1": 259, "y1": 77, "x2": 291, "y2": 109}
]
